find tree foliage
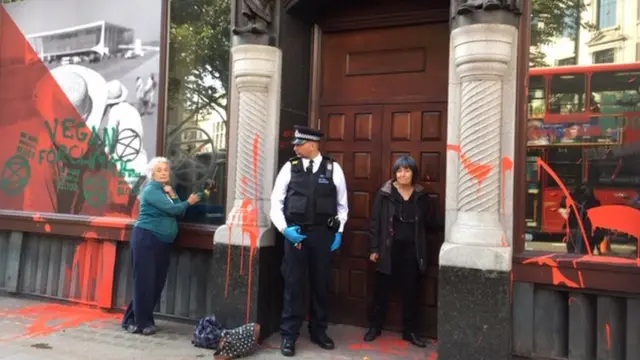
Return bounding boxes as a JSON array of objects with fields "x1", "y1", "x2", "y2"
[
  {"x1": 530, "y1": 0, "x2": 593, "y2": 68},
  {"x1": 167, "y1": 0, "x2": 231, "y2": 131}
]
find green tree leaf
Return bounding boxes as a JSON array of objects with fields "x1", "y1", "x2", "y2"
[
  {"x1": 167, "y1": 0, "x2": 231, "y2": 135},
  {"x1": 530, "y1": 0, "x2": 595, "y2": 67}
]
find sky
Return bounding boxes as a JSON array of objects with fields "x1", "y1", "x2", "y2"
[{"x1": 4, "y1": 0, "x2": 162, "y2": 42}]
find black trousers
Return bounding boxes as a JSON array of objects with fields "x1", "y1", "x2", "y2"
[
  {"x1": 122, "y1": 227, "x2": 172, "y2": 329},
  {"x1": 370, "y1": 241, "x2": 419, "y2": 334},
  {"x1": 280, "y1": 226, "x2": 333, "y2": 340}
]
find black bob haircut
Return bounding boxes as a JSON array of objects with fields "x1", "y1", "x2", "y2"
[{"x1": 392, "y1": 155, "x2": 420, "y2": 185}]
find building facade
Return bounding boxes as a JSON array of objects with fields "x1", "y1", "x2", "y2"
[
  {"x1": 541, "y1": 0, "x2": 640, "y2": 66},
  {"x1": 1, "y1": 0, "x2": 640, "y2": 359}
]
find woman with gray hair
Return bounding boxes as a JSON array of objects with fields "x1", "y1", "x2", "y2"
[{"x1": 122, "y1": 157, "x2": 201, "y2": 335}]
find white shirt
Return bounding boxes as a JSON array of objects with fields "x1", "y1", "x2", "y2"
[{"x1": 269, "y1": 153, "x2": 349, "y2": 233}]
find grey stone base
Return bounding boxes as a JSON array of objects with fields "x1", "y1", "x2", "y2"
[
  {"x1": 437, "y1": 265, "x2": 511, "y2": 360},
  {"x1": 211, "y1": 242, "x2": 283, "y2": 341}
]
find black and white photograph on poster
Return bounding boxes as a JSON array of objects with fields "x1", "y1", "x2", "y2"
[{"x1": 4, "y1": 0, "x2": 161, "y2": 182}]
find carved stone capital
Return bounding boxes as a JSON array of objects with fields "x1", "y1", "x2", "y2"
[
  {"x1": 452, "y1": 24, "x2": 516, "y2": 81},
  {"x1": 451, "y1": 0, "x2": 522, "y2": 20},
  {"x1": 232, "y1": 45, "x2": 280, "y2": 92}
]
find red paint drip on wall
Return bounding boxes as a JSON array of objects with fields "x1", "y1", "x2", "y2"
[
  {"x1": 605, "y1": 323, "x2": 611, "y2": 350},
  {"x1": 501, "y1": 156, "x2": 513, "y2": 215},
  {"x1": 523, "y1": 254, "x2": 583, "y2": 288},
  {"x1": 223, "y1": 135, "x2": 261, "y2": 323},
  {"x1": 447, "y1": 144, "x2": 494, "y2": 186}
]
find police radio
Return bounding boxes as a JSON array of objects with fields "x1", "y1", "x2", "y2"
[{"x1": 327, "y1": 216, "x2": 341, "y2": 233}]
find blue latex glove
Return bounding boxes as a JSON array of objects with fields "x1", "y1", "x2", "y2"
[
  {"x1": 283, "y1": 225, "x2": 306, "y2": 244},
  {"x1": 331, "y1": 232, "x2": 342, "y2": 252}
]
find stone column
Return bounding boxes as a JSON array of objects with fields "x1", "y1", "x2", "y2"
[
  {"x1": 438, "y1": 2, "x2": 522, "y2": 360},
  {"x1": 211, "y1": 44, "x2": 282, "y2": 328}
]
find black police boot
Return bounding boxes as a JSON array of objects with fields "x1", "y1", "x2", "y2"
[
  {"x1": 363, "y1": 326, "x2": 382, "y2": 342},
  {"x1": 402, "y1": 332, "x2": 427, "y2": 348},
  {"x1": 310, "y1": 332, "x2": 335, "y2": 350},
  {"x1": 280, "y1": 337, "x2": 296, "y2": 357}
]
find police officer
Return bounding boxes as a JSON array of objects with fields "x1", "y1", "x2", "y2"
[{"x1": 270, "y1": 125, "x2": 349, "y2": 357}]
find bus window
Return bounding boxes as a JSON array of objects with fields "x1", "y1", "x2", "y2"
[
  {"x1": 590, "y1": 71, "x2": 640, "y2": 115},
  {"x1": 549, "y1": 74, "x2": 586, "y2": 114},
  {"x1": 545, "y1": 147, "x2": 583, "y2": 187},
  {"x1": 588, "y1": 156, "x2": 640, "y2": 187},
  {"x1": 528, "y1": 76, "x2": 545, "y2": 118}
]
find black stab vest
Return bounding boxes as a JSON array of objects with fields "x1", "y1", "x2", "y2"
[{"x1": 283, "y1": 156, "x2": 338, "y2": 226}]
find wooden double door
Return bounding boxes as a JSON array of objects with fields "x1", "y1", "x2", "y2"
[{"x1": 316, "y1": 21, "x2": 449, "y2": 337}]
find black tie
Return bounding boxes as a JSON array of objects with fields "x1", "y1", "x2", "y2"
[{"x1": 306, "y1": 160, "x2": 314, "y2": 174}]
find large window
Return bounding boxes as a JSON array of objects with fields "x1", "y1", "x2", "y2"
[
  {"x1": 0, "y1": 0, "x2": 162, "y2": 219},
  {"x1": 597, "y1": 0, "x2": 617, "y2": 29},
  {"x1": 591, "y1": 70, "x2": 640, "y2": 115},
  {"x1": 528, "y1": 75, "x2": 546, "y2": 118},
  {"x1": 166, "y1": 0, "x2": 231, "y2": 225},
  {"x1": 562, "y1": 7, "x2": 578, "y2": 38},
  {"x1": 593, "y1": 48, "x2": 615, "y2": 64},
  {"x1": 556, "y1": 57, "x2": 576, "y2": 66},
  {"x1": 549, "y1": 74, "x2": 586, "y2": 114}
]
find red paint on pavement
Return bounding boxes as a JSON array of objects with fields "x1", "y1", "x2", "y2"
[{"x1": 0, "y1": 303, "x2": 119, "y2": 341}]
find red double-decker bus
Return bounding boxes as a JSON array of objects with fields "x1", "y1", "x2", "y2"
[{"x1": 525, "y1": 62, "x2": 640, "y2": 251}]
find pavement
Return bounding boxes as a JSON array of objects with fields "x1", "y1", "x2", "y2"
[{"x1": 0, "y1": 296, "x2": 437, "y2": 360}]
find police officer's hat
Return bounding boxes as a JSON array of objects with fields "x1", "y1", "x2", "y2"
[{"x1": 291, "y1": 125, "x2": 324, "y2": 145}]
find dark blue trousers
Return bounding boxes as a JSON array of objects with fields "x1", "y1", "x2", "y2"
[
  {"x1": 122, "y1": 227, "x2": 172, "y2": 329},
  {"x1": 280, "y1": 227, "x2": 333, "y2": 340}
]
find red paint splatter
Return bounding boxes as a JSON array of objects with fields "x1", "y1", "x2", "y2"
[
  {"x1": 501, "y1": 156, "x2": 513, "y2": 214},
  {"x1": 224, "y1": 135, "x2": 261, "y2": 323},
  {"x1": 523, "y1": 254, "x2": 584, "y2": 288},
  {"x1": 0, "y1": 303, "x2": 119, "y2": 341},
  {"x1": 537, "y1": 158, "x2": 640, "y2": 261},
  {"x1": 447, "y1": 144, "x2": 494, "y2": 186},
  {"x1": 587, "y1": 205, "x2": 640, "y2": 240},
  {"x1": 537, "y1": 159, "x2": 593, "y2": 255}
]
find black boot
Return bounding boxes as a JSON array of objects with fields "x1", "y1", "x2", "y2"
[
  {"x1": 363, "y1": 326, "x2": 381, "y2": 342},
  {"x1": 402, "y1": 332, "x2": 426, "y2": 348},
  {"x1": 280, "y1": 337, "x2": 296, "y2": 357},
  {"x1": 365, "y1": 304, "x2": 385, "y2": 342}
]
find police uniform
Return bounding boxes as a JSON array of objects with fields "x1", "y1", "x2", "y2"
[{"x1": 269, "y1": 125, "x2": 349, "y2": 356}]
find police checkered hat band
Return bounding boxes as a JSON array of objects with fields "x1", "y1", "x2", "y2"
[{"x1": 294, "y1": 129, "x2": 321, "y2": 142}]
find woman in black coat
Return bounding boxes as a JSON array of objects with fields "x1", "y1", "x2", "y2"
[{"x1": 363, "y1": 155, "x2": 442, "y2": 347}]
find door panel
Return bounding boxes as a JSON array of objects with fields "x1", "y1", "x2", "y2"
[
  {"x1": 319, "y1": 105, "x2": 383, "y2": 326},
  {"x1": 320, "y1": 22, "x2": 449, "y2": 106},
  {"x1": 380, "y1": 103, "x2": 446, "y2": 336},
  {"x1": 317, "y1": 20, "x2": 448, "y2": 338}
]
